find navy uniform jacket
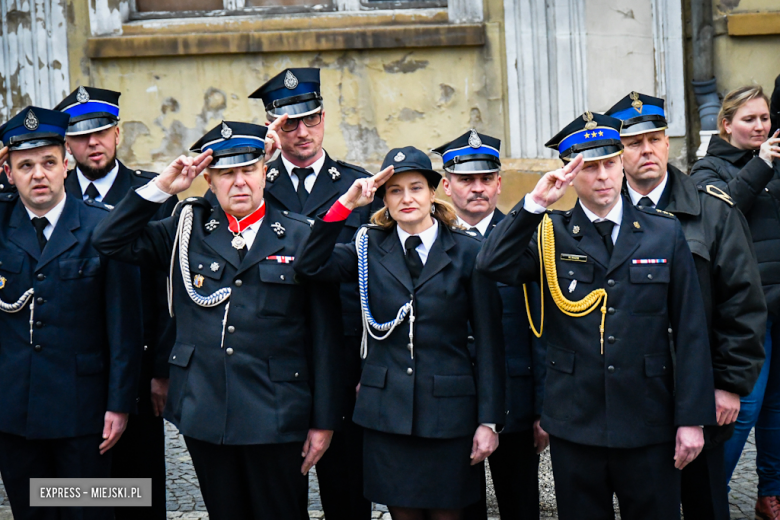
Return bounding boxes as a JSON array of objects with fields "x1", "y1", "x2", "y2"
[
  {"x1": 484, "y1": 210, "x2": 545, "y2": 433},
  {"x1": 476, "y1": 196, "x2": 716, "y2": 448},
  {"x1": 294, "y1": 217, "x2": 505, "y2": 439},
  {"x1": 92, "y1": 191, "x2": 342, "y2": 445},
  {"x1": 66, "y1": 162, "x2": 178, "y2": 415},
  {"x1": 0, "y1": 193, "x2": 142, "y2": 439}
]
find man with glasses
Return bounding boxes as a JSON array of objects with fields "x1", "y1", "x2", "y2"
[{"x1": 250, "y1": 67, "x2": 379, "y2": 520}]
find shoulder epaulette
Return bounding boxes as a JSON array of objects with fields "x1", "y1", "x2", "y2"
[
  {"x1": 84, "y1": 198, "x2": 111, "y2": 211},
  {"x1": 0, "y1": 191, "x2": 18, "y2": 202},
  {"x1": 173, "y1": 196, "x2": 212, "y2": 216},
  {"x1": 281, "y1": 210, "x2": 315, "y2": 227},
  {"x1": 335, "y1": 159, "x2": 372, "y2": 177},
  {"x1": 550, "y1": 209, "x2": 572, "y2": 216},
  {"x1": 133, "y1": 169, "x2": 157, "y2": 181},
  {"x1": 450, "y1": 226, "x2": 482, "y2": 240},
  {"x1": 698, "y1": 184, "x2": 735, "y2": 207},
  {"x1": 636, "y1": 205, "x2": 676, "y2": 219}
]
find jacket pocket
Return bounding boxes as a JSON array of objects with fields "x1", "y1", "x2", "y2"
[
  {"x1": 360, "y1": 364, "x2": 387, "y2": 389},
  {"x1": 644, "y1": 352, "x2": 674, "y2": 426},
  {"x1": 258, "y1": 264, "x2": 299, "y2": 317},
  {"x1": 629, "y1": 265, "x2": 670, "y2": 315},
  {"x1": 189, "y1": 252, "x2": 225, "y2": 281},
  {"x1": 0, "y1": 250, "x2": 24, "y2": 274},
  {"x1": 433, "y1": 374, "x2": 477, "y2": 397},
  {"x1": 59, "y1": 257, "x2": 101, "y2": 280},
  {"x1": 76, "y1": 352, "x2": 105, "y2": 375},
  {"x1": 268, "y1": 357, "x2": 311, "y2": 433},
  {"x1": 544, "y1": 344, "x2": 576, "y2": 420},
  {"x1": 169, "y1": 343, "x2": 195, "y2": 368}
]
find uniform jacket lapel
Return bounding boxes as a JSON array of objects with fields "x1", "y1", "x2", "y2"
[
  {"x1": 302, "y1": 154, "x2": 340, "y2": 216},
  {"x1": 484, "y1": 209, "x2": 505, "y2": 238},
  {"x1": 378, "y1": 229, "x2": 414, "y2": 293},
  {"x1": 35, "y1": 196, "x2": 80, "y2": 272},
  {"x1": 415, "y1": 225, "x2": 454, "y2": 289},
  {"x1": 265, "y1": 159, "x2": 302, "y2": 213},
  {"x1": 8, "y1": 199, "x2": 42, "y2": 262},
  {"x1": 103, "y1": 162, "x2": 135, "y2": 206},
  {"x1": 64, "y1": 169, "x2": 83, "y2": 199},
  {"x1": 202, "y1": 206, "x2": 241, "y2": 270},
  {"x1": 569, "y1": 203, "x2": 610, "y2": 269},
  {"x1": 606, "y1": 198, "x2": 642, "y2": 276}
]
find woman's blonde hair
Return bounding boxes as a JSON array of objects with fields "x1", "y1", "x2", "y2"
[
  {"x1": 718, "y1": 85, "x2": 770, "y2": 140},
  {"x1": 370, "y1": 198, "x2": 461, "y2": 230}
]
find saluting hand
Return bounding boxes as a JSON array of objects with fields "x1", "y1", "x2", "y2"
[
  {"x1": 264, "y1": 114, "x2": 287, "y2": 160},
  {"x1": 759, "y1": 129, "x2": 780, "y2": 164},
  {"x1": 674, "y1": 425, "x2": 704, "y2": 470},
  {"x1": 99, "y1": 411, "x2": 129, "y2": 455},
  {"x1": 470, "y1": 425, "x2": 499, "y2": 465},
  {"x1": 154, "y1": 150, "x2": 214, "y2": 196},
  {"x1": 0, "y1": 146, "x2": 8, "y2": 169},
  {"x1": 530, "y1": 154, "x2": 584, "y2": 208},
  {"x1": 301, "y1": 428, "x2": 333, "y2": 475},
  {"x1": 337, "y1": 165, "x2": 395, "y2": 210}
]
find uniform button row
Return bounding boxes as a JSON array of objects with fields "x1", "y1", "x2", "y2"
[
  {"x1": 607, "y1": 365, "x2": 615, "y2": 373},
  {"x1": 607, "y1": 279, "x2": 615, "y2": 287},
  {"x1": 34, "y1": 345, "x2": 42, "y2": 352},
  {"x1": 607, "y1": 307, "x2": 615, "y2": 315},
  {"x1": 235, "y1": 279, "x2": 243, "y2": 287},
  {"x1": 226, "y1": 348, "x2": 234, "y2": 355},
  {"x1": 607, "y1": 336, "x2": 615, "y2": 344},
  {"x1": 227, "y1": 326, "x2": 235, "y2": 333},
  {"x1": 36, "y1": 297, "x2": 44, "y2": 305},
  {"x1": 406, "y1": 368, "x2": 413, "y2": 375},
  {"x1": 37, "y1": 274, "x2": 45, "y2": 281}
]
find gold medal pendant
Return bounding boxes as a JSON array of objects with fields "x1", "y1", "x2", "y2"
[{"x1": 231, "y1": 234, "x2": 246, "y2": 250}]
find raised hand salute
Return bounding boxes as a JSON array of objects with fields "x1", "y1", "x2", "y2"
[
  {"x1": 154, "y1": 149, "x2": 213, "y2": 195},
  {"x1": 529, "y1": 153, "x2": 584, "y2": 208},
  {"x1": 337, "y1": 164, "x2": 394, "y2": 210}
]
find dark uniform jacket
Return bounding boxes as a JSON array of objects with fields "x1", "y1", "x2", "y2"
[
  {"x1": 484, "y1": 210, "x2": 545, "y2": 433},
  {"x1": 0, "y1": 193, "x2": 142, "y2": 439},
  {"x1": 476, "y1": 196, "x2": 716, "y2": 448},
  {"x1": 691, "y1": 136, "x2": 780, "y2": 319},
  {"x1": 92, "y1": 191, "x2": 342, "y2": 445},
  {"x1": 66, "y1": 162, "x2": 178, "y2": 415},
  {"x1": 294, "y1": 217, "x2": 505, "y2": 439}
]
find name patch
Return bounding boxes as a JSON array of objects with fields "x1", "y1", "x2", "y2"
[{"x1": 560, "y1": 253, "x2": 587, "y2": 263}]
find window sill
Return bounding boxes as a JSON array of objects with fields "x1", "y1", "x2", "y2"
[
  {"x1": 86, "y1": 10, "x2": 485, "y2": 59},
  {"x1": 727, "y1": 11, "x2": 780, "y2": 36}
]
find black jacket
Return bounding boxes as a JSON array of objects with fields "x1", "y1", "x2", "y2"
[
  {"x1": 691, "y1": 135, "x2": 780, "y2": 318},
  {"x1": 93, "y1": 192, "x2": 342, "y2": 445},
  {"x1": 771, "y1": 73, "x2": 780, "y2": 135},
  {"x1": 0, "y1": 193, "x2": 142, "y2": 439},
  {"x1": 476, "y1": 197, "x2": 716, "y2": 448},
  {"x1": 66, "y1": 162, "x2": 178, "y2": 416},
  {"x1": 294, "y1": 217, "x2": 505, "y2": 439}
]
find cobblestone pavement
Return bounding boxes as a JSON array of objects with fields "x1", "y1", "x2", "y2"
[{"x1": 0, "y1": 422, "x2": 763, "y2": 519}]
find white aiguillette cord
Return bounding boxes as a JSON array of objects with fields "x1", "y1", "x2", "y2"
[{"x1": 0, "y1": 288, "x2": 36, "y2": 344}]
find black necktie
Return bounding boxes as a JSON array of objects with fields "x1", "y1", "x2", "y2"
[
  {"x1": 470, "y1": 226, "x2": 482, "y2": 236},
  {"x1": 292, "y1": 168, "x2": 313, "y2": 209},
  {"x1": 404, "y1": 236, "x2": 424, "y2": 284},
  {"x1": 85, "y1": 183, "x2": 100, "y2": 202},
  {"x1": 31, "y1": 217, "x2": 49, "y2": 252},
  {"x1": 637, "y1": 196, "x2": 654, "y2": 208},
  {"x1": 593, "y1": 220, "x2": 615, "y2": 257},
  {"x1": 237, "y1": 234, "x2": 247, "y2": 261}
]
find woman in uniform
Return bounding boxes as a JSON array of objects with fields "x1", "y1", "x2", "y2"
[{"x1": 294, "y1": 146, "x2": 505, "y2": 520}]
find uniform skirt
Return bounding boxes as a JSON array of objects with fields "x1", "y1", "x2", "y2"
[{"x1": 363, "y1": 428, "x2": 481, "y2": 509}]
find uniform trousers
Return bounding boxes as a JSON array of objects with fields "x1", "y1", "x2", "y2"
[
  {"x1": 463, "y1": 429, "x2": 540, "y2": 519},
  {"x1": 183, "y1": 436, "x2": 308, "y2": 520},
  {"x1": 0, "y1": 431, "x2": 112, "y2": 520},
  {"x1": 681, "y1": 442, "x2": 729, "y2": 520},
  {"x1": 111, "y1": 414, "x2": 166, "y2": 520},
  {"x1": 315, "y1": 332, "x2": 371, "y2": 520},
  {"x1": 549, "y1": 435, "x2": 680, "y2": 520}
]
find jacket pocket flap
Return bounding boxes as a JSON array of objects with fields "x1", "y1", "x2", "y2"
[
  {"x1": 644, "y1": 353, "x2": 672, "y2": 377},
  {"x1": 76, "y1": 352, "x2": 105, "y2": 375},
  {"x1": 59, "y1": 257, "x2": 101, "y2": 280},
  {"x1": 169, "y1": 343, "x2": 195, "y2": 368},
  {"x1": 259, "y1": 264, "x2": 297, "y2": 285},
  {"x1": 507, "y1": 358, "x2": 532, "y2": 377},
  {"x1": 269, "y1": 357, "x2": 309, "y2": 382},
  {"x1": 629, "y1": 264, "x2": 670, "y2": 284},
  {"x1": 547, "y1": 345, "x2": 575, "y2": 374},
  {"x1": 360, "y1": 364, "x2": 387, "y2": 388},
  {"x1": 0, "y1": 250, "x2": 25, "y2": 274},
  {"x1": 433, "y1": 374, "x2": 477, "y2": 397},
  {"x1": 189, "y1": 252, "x2": 224, "y2": 280},
  {"x1": 557, "y1": 261, "x2": 594, "y2": 282}
]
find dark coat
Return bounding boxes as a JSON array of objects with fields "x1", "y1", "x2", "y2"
[
  {"x1": 294, "y1": 217, "x2": 505, "y2": 439},
  {"x1": 0, "y1": 193, "x2": 142, "y2": 439},
  {"x1": 66, "y1": 162, "x2": 178, "y2": 416},
  {"x1": 771, "y1": 73, "x2": 780, "y2": 135},
  {"x1": 691, "y1": 135, "x2": 780, "y2": 318},
  {"x1": 92, "y1": 191, "x2": 342, "y2": 445},
  {"x1": 476, "y1": 196, "x2": 716, "y2": 448}
]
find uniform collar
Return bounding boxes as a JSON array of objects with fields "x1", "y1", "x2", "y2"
[
  {"x1": 397, "y1": 218, "x2": 439, "y2": 256},
  {"x1": 457, "y1": 210, "x2": 494, "y2": 236},
  {"x1": 24, "y1": 194, "x2": 67, "y2": 229},
  {"x1": 226, "y1": 200, "x2": 266, "y2": 234},
  {"x1": 626, "y1": 173, "x2": 668, "y2": 207},
  {"x1": 579, "y1": 196, "x2": 623, "y2": 226},
  {"x1": 76, "y1": 161, "x2": 120, "y2": 201},
  {"x1": 281, "y1": 151, "x2": 326, "y2": 178}
]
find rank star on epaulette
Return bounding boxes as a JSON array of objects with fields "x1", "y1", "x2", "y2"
[
  {"x1": 205, "y1": 219, "x2": 220, "y2": 232},
  {"x1": 266, "y1": 168, "x2": 279, "y2": 182},
  {"x1": 271, "y1": 222, "x2": 285, "y2": 237},
  {"x1": 328, "y1": 167, "x2": 341, "y2": 181},
  {"x1": 193, "y1": 274, "x2": 205, "y2": 288}
]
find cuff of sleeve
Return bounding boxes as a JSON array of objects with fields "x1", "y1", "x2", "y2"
[
  {"x1": 523, "y1": 196, "x2": 547, "y2": 214},
  {"x1": 323, "y1": 200, "x2": 353, "y2": 222},
  {"x1": 481, "y1": 423, "x2": 498, "y2": 434},
  {"x1": 136, "y1": 180, "x2": 174, "y2": 203}
]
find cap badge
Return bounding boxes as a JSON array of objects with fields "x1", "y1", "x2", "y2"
[
  {"x1": 583, "y1": 111, "x2": 597, "y2": 130},
  {"x1": 328, "y1": 167, "x2": 341, "y2": 181},
  {"x1": 210, "y1": 262, "x2": 220, "y2": 272},
  {"x1": 394, "y1": 151, "x2": 406, "y2": 162},
  {"x1": 24, "y1": 110, "x2": 39, "y2": 131},
  {"x1": 271, "y1": 222, "x2": 286, "y2": 238},
  {"x1": 266, "y1": 168, "x2": 279, "y2": 182},
  {"x1": 76, "y1": 86, "x2": 90, "y2": 104},
  {"x1": 630, "y1": 91, "x2": 643, "y2": 113},
  {"x1": 0, "y1": 276, "x2": 6, "y2": 290},
  {"x1": 572, "y1": 225, "x2": 580, "y2": 234},
  {"x1": 205, "y1": 219, "x2": 220, "y2": 232},
  {"x1": 468, "y1": 129, "x2": 482, "y2": 149},
  {"x1": 284, "y1": 70, "x2": 299, "y2": 90},
  {"x1": 193, "y1": 274, "x2": 205, "y2": 289},
  {"x1": 221, "y1": 122, "x2": 233, "y2": 139}
]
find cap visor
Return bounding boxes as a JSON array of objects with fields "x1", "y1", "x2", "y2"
[
  {"x1": 8, "y1": 137, "x2": 65, "y2": 151},
  {"x1": 620, "y1": 121, "x2": 668, "y2": 137},
  {"x1": 210, "y1": 152, "x2": 264, "y2": 169},
  {"x1": 268, "y1": 101, "x2": 322, "y2": 119},
  {"x1": 563, "y1": 144, "x2": 623, "y2": 162},
  {"x1": 444, "y1": 159, "x2": 501, "y2": 175},
  {"x1": 66, "y1": 118, "x2": 118, "y2": 136}
]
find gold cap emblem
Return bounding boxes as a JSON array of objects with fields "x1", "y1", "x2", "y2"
[
  {"x1": 630, "y1": 91, "x2": 643, "y2": 113},
  {"x1": 583, "y1": 111, "x2": 597, "y2": 130}
]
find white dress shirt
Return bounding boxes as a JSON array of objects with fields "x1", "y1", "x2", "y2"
[
  {"x1": 457, "y1": 211, "x2": 494, "y2": 237},
  {"x1": 282, "y1": 153, "x2": 326, "y2": 193},
  {"x1": 626, "y1": 173, "x2": 668, "y2": 208},
  {"x1": 76, "y1": 162, "x2": 120, "y2": 202},
  {"x1": 396, "y1": 218, "x2": 439, "y2": 264},
  {"x1": 24, "y1": 195, "x2": 67, "y2": 240},
  {"x1": 523, "y1": 194, "x2": 623, "y2": 244}
]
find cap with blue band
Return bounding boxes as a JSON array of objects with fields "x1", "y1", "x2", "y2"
[
  {"x1": 432, "y1": 129, "x2": 501, "y2": 174},
  {"x1": 605, "y1": 92, "x2": 668, "y2": 136},
  {"x1": 249, "y1": 68, "x2": 323, "y2": 119},
  {"x1": 0, "y1": 106, "x2": 69, "y2": 151},
  {"x1": 54, "y1": 86, "x2": 121, "y2": 136},
  {"x1": 190, "y1": 121, "x2": 268, "y2": 169},
  {"x1": 545, "y1": 112, "x2": 624, "y2": 162}
]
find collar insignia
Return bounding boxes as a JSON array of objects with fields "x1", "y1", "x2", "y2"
[
  {"x1": 572, "y1": 225, "x2": 580, "y2": 234},
  {"x1": 221, "y1": 122, "x2": 233, "y2": 139},
  {"x1": 583, "y1": 111, "x2": 597, "y2": 130},
  {"x1": 633, "y1": 221, "x2": 641, "y2": 229},
  {"x1": 630, "y1": 91, "x2": 643, "y2": 113},
  {"x1": 394, "y1": 151, "x2": 405, "y2": 162},
  {"x1": 328, "y1": 167, "x2": 341, "y2": 181},
  {"x1": 24, "y1": 110, "x2": 39, "y2": 131},
  {"x1": 205, "y1": 219, "x2": 220, "y2": 232},
  {"x1": 210, "y1": 262, "x2": 220, "y2": 272},
  {"x1": 76, "y1": 86, "x2": 90, "y2": 104},
  {"x1": 468, "y1": 129, "x2": 482, "y2": 149},
  {"x1": 193, "y1": 274, "x2": 205, "y2": 288},
  {"x1": 271, "y1": 222, "x2": 286, "y2": 238},
  {"x1": 284, "y1": 70, "x2": 299, "y2": 90},
  {"x1": 266, "y1": 168, "x2": 279, "y2": 182}
]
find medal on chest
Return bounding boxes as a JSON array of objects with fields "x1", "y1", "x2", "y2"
[
  {"x1": 226, "y1": 202, "x2": 266, "y2": 250},
  {"x1": 231, "y1": 234, "x2": 246, "y2": 250}
]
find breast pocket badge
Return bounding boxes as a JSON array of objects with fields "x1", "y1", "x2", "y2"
[{"x1": 193, "y1": 274, "x2": 205, "y2": 288}]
